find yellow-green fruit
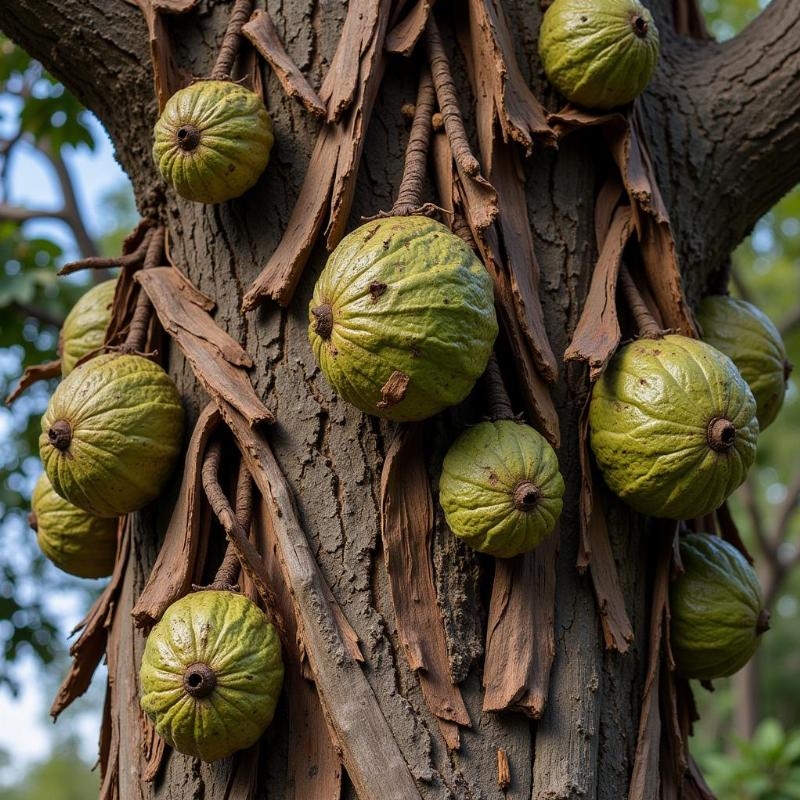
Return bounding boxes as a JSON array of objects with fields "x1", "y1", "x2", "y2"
[
  {"x1": 140, "y1": 590, "x2": 284, "y2": 762},
  {"x1": 309, "y1": 216, "x2": 498, "y2": 422},
  {"x1": 589, "y1": 335, "x2": 758, "y2": 519},
  {"x1": 40, "y1": 354, "x2": 184, "y2": 518},
  {"x1": 30, "y1": 472, "x2": 117, "y2": 579},
  {"x1": 60, "y1": 278, "x2": 117, "y2": 376},
  {"x1": 697, "y1": 295, "x2": 791, "y2": 431},
  {"x1": 439, "y1": 420, "x2": 564, "y2": 558},
  {"x1": 153, "y1": 81, "x2": 273, "y2": 204},
  {"x1": 538, "y1": 0, "x2": 660, "y2": 110},
  {"x1": 670, "y1": 533, "x2": 769, "y2": 680}
]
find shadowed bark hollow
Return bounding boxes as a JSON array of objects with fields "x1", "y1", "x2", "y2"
[{"x1": 3, "y1": 0, "x2": 800, "y2": 798}]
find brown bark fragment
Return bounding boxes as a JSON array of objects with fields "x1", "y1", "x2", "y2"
[
  {"x1": 497, "y1": 748, "x2": 510, "y2": 790},
  {"x1": 243, "y1": 9, "x2": 325, "y2": 117},
  {"x1": 5, "y1": 358, "x2": 61, "y2": 405},
  {"x1": 482, "y1": 529, "x2": 558, "y2": 716},
  {"x1": 136, "y1": 267, "x2": 274, "y2": 426},
  {"x1": 380, "y1": 425, "x2": 470, "y2": 742},
  {"x1": 376, "y1": 370, "x2": 410, "y2": 410},
  {"x1": 385, "y1": 0, "x2": 435, "y2": 56},
  {"x1": 132, "y1": 404, "x2": 220, "y2": 626}
]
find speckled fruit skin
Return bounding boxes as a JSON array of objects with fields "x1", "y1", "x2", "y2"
[
  {"x1": 60, "y1": 278, "x2": 117, "y2": 376},
  {"x1": 40, "y1": 354, "x2": 184, "y2": 518},
  {"x1": 589, "y1": 335, "x2": 758, "y2": 519},
  {"x1": 140, "y1": 591, "x2": 284, "y2": 762},
  {"x1": 538, "y1": 0, "x2": 660, "y2": 110},
  {"x1": 308, "y1": 216, "x2": 498, "y2": 422},
  {"x1": 670, "y1": 534, "x2": 767, "y2": 680},
  {"x1": 698, "y1": 295, "x2": 790, "y2": 431},
  {"x1": 439, "y1": 420, "x2": 565, "y2": 558},
  {"x1": 153, "y1": 81, "x2": 273, "y2": 204},
  {"x1": 30, "y1": 472, "x2": 117, "y2": 579}
]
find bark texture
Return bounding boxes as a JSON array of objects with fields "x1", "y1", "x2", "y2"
[{"x1": 3, "y1": 0, "x2": 800, "y2": 798}]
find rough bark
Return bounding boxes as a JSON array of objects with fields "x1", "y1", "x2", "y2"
[{"x1": 3, "y1": 0, "x2": 800, "y2": 798}]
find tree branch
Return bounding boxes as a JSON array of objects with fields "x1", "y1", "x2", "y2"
[{"x1": 0, "y1": 204, "x2": 68, "y2": 223}]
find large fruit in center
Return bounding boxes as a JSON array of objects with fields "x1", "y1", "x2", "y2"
[
  {"x1": 589, "y1": 335, "x2": 758, "y2": 519},
  {"x1": 60, "y1": 278, "x2": 117, "y2": 376},
  {"x1": 697, "y1": 295, "x2": 791, "y2": 431},
  {"x1": 670, "y1": 533, "x2": 768, "y2": 680},
  {"x1": 538, "y1": 0, "x2": 660, "y2": 110},
  {"x1": 439, "y1": 420, "x2": 565, "y2": 558},
  {"x1": 39, "y1": 353, "x2": 184, "y2": 517},
  {"x1": 140, "y1": 590, "x2": 284, "y2": 762},
  {"x1": 30, "y1": 472, "x2": 117, "y2": 578},
  {"x1": 308, "y1": 216, "x2": 498, "y2": 422},
  {"x1": 153, "y1": 81, "x2": 273, "y2": 204}
]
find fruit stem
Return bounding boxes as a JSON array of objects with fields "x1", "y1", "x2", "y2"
[
  {"x1": 756, "y1": 609, "x2": 771, "y2": 635},
  {"x1": 210, "y1": 0, "x2": 254, "y2": 81},
  {"x1": 48, "y1": 420, "x2": 72, "y2": 452},
  {"x1": 484, "y1": 353, "x2": 514, "y2": 420},
  {"x1": 183, "y1": 662, "x2": 217, "y2": 698},
  {"x1": 122, "y1": 227, "x2": 165, "y2": 354},
  {"x1": 707, "y1": 416, "x2": 736, "y2": 452},
  {"x1": 391, "y1": 69, "x2": 436, "y2": 217},
  {"x1": 784, "y1": 359, "x2": 793, "y2": 382},
  {"x1": 28, "y1": 511, "x2": 37, "y2": 532},
  {"x1": 426, "y1": 15, "x2": 481, "y2": 178},
  {"x1": 311, "y1": 303, "x2": 334, "y2": 339},
  {"x1": 513, "y1": 480, "x2": 541, "y2": 512},
  {"x1": 618, "y1": 264, "x2": 663, "y2": 338},
  {"x1": 210, "y1": 459, "x2": 255, "y2": 589}
]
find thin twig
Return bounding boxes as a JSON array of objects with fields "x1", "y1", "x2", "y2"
[
  {"x1": 210, "y1": 459, "x2": 255, "y2": 588},
  {"x1": 122, "y1": 228, "x2": 164, "y2": 353},
  {"x1": 426, "y1": 15, "x2": 480, "y2": 178},
  {"x1": 210, "y1": 0, "x2": 254, "y2": 81},
  {"x1": 58, "y1": 227, "x2": 153, "y2": 276},
  {"x1": 484, "y1": 353, "x2": 514, "y2": 421},
  {"x1": 771, "y1": 471, "x2": 800, "y2": 552},
  {"x1": 739, "y1": 477, "x2": 774, "y2": 567},
  {"x1": 391, "y1": 69, "x2": 436, "y2": 216},
  {"x1": 9, "y1": 300, "x2": 64, "y2": 328},
  {"x1": 618, "y1": 264, "x2": 662, "y2": 338}
]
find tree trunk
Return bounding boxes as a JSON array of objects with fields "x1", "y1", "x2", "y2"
[{"x1": 3, "y1": 1, "x2": 800, "y2": 798}]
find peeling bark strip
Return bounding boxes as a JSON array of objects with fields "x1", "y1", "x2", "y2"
[
  {"x1": 241, "y1": 0, "x2": 391, "y2": 310},
  {"x1": 5, "y1": 358, "x2": 60, "y2": 405},
  {"x1": 497, "y1": 748, "x2": 511, "y2": 790},
  {"x1": 51, "y1": 519, "x2": 130, "y2": 720},
  {"x1": 385, "y1": 0, "x2": 435, "y2": 56},
  {"x1": 380, "y1": 425, "x2": 470, "y2": 747},
  {"x1": 242, "y1": 9, "x2": 325, "y2": 117},
  {"x1": 483, "y1": 530, "x2": 558, "y2": 716},
  {"x1": 252, "y1": 498, "x2": 344, "y2": 800},
  {"x1": 132, "y1": 404, "x2": 220, "y2": 626},
  {"x1": 135, "y1": 267, "x2": 274, "y2": 426},
  {"x1": 222, "y1": 400, "x2": 423, "y2": 800},
  {"x1": 377, "y1": 370, "x2": 410, "y2": 410}
]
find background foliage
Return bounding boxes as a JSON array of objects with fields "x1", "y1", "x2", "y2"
[{"x1": 0, "y1": 0, "x2": 796, "y2": 795}]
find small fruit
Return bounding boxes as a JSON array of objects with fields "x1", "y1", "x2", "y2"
[
  {"x1": 538, "y1": 0, "x2": 660, "y2": 110},
  {"x1": 140, "y1": 590, "x2": 284, "y2": 761},
  {"x1": 670, "y1": 533, "x2": 769, "y2": 680},
  {"x1": 60, "y1": 278, "x2": 117, "y2": 376},
  {"x1": 309, "y1": 216, "x2": 498, "y2": 421},
  {"x1": 589, "y1": 335, "x2": 758, "y2": 519},
  {"x1": 697, "y1": 295, "x2": 791, "y2": 431},
  {"x1": 30, "y1": 472, "x2": 117, "y2": 578},
  {"x1": 439, "y1": 420, "x2": 564, "y2": 557},
  {"x1": 153, "y1": 80, "x2": 273, "y2": 204},
  {"x1": 40, "y1": 353, "x2": 184, "y2": 518}
]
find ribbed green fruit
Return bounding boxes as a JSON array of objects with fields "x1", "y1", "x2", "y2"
[
  {"x1": 589, "y1": 335, "x2": 758, "y2": 519},
  {"x1": 60, "y1": 278, "x2": 117, "y2": 376},
  {"x1": 39, "y1": 354, "x2": 184, "y2": 517},
  {"x1": 153, "y1": 81, "x2": 273, "y2": 204},
  {"x1": 439, "y1": 420, "x2": 564, "y2": 558},
  {"x1": 308, "y1": 216, "x2": 498, "y2": 421},
  {"x1": 140, "y1": 590, "x2": 284, "y2": 762},
  {"x1": 670, "y1": 533, "x2": 768, "y2": 680},
  {"x1": 30, "y1": 472, "x2": 117, "y2": 578},
  {"x1": 698, "y1": 295, "x2": 790, "y2": 431},
  {"x1": 538, "y1": 0, "x2": 660, "y2": 110}
]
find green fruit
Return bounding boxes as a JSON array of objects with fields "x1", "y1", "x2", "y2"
[
  {"x1": 439, "y1": 420, "x2": 565, "y2": 558},
  {"x1": 60, "y1": 278, "x2": 117, "y2": 376},
  {"x1": 40, "y1": 353, "x2": 184, "y2": 518},
  {"x1": 697, "y1": 295, "x2": 791, "y2": 431},
  {"x1": 589, "y1": 335, "x2": 758, "y2": 519},
  {"x1": 670, "y1": 533, "x2": 768, "y2": 680},
  {"x1": 153, "y1": 81, "x2": 273, "y2": 204},
  {"x1": 140, "y1": 590, "x2": 284, "y2": 762},
  {"x1": 30, "y1": 472, "x2": 117, "y2": 578},
  {"x1": 538, "y1": 0, "x2": 660, "y2": 110},
  {"x1": 308, "y1": 216, "x2": 498, "y2": 422}
]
